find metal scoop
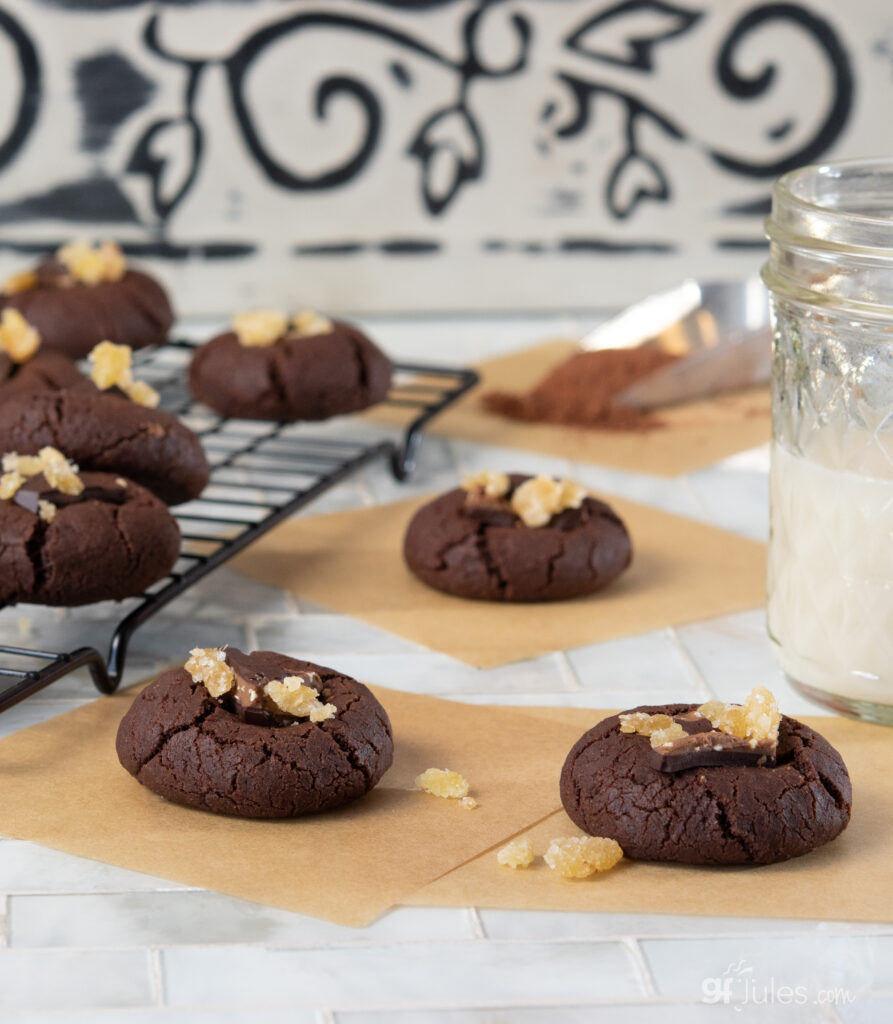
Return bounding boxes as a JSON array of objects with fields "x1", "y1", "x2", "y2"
[{"x1": 581, "y1": 277, "x2": 773, "y2": 411}]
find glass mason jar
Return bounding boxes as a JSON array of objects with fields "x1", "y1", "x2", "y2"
[{"x1": 763, "y1": 158, "x2": 893, "y2": 724}]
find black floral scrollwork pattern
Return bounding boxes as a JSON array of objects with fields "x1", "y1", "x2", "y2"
[
  {"x1": 552, "y1": 0, "x2": 854, "y2": 220},
  {"x1": 0, "y1": 0, "x2": 861, "y2": 244}
]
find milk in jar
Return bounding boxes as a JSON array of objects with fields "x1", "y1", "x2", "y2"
[{"x1": 768, "y1": 443, "x2": 893, "y2": 705}]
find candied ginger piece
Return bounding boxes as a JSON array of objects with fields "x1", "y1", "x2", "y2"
[
  {"x1": 90, "y1": 340, "x2": 133, "y2": 390},
  {"x1": 619, "y1": 712, "x2": 686, "y2": 748},
  {"x1": 88, "y1": 341, "x2": 159, "y2": 407},
  {"x1": 38, "y1": 447, "x2": 83, "y2": 495},
  {"x1": 1, "y1": 269, "x2": 37, "y2": 296},
  {"x1": 37, "y1": 500, "x2": 56, "y2": 523},
  {"x1": 459, "y1": 796, "x2": 478, "y2": 810},
  {"x1": 291, "y1": 310, "x2": 334, "y2": 337},
  {"x1": 0, "y1": 471, "x2": 24, "y2": 500},
  {"x1": 126, "y1": 380, "x2": 160, "y2": 408},
  {"x1": 461, "y1": 470, "x2": 510, "y2": 497},
  {"x1": 264, "y1": 674, "x2": 336, "y2": 722},
  {"x1": 497, "y1": 838, "x2": 534, "y2": 868},
  {"x1": 510, "y1": 474, "x2": 586, "y2": 527},
  {"x1": 415, "y1": 768, "x2": 469, "y2": 799},
  {"x1": 544, "y1": 836, "x2": 623, "y2": 878},
  {"x1": 233, "y1": 310, "x2": 288, "y2": 347},
  {"x1": 697, "y1": 687, "x2": 780, "y2": 743},
  {"x1": 58, "y1": 240, "x2": 126, "y2": 285},
  {"x1": 619, "y1": 712, "x2": 674, "y2": 735},
  {"x1": 185, "y1": 647, "x2": 234, "y2": 698},
  {"x1": 0, "y1": 308, "x2": 40, "y2": 363}
]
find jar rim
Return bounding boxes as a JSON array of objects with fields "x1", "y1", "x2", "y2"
[{"x1": 774, "y1": 157, "x2": 893, "y2": 232}]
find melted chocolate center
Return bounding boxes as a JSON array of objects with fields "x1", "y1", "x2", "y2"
[
  {"x1": 10, "y1": 472, "x2": 126, "y2": 514},
  {"x1": 648, "y1": 710, "x2": 777, "y2": 774}
]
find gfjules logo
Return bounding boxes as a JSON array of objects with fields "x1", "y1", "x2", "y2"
[{"x1": 701, "y1": 959, "x2": 856, "y2": 1009}]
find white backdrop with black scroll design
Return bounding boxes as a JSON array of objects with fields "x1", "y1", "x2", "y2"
[{"x1": 0, "y1": 0, "x2": 889, "y2": 314}]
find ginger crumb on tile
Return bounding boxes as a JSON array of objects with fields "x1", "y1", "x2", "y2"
[
  {"x1": 264, "y1": 674, "x2": 337, "y2": 722},
  {"x1": 57, "y1": 240, "x2": 126, "y2": 285},
  {"x1": 415, "y1": 768, "x2": 470, "y2": 800},
  {"x1": 88, "y1": 340, "x2": 159, "y2": 407},
  {"x1": 510, "y1": 474, "x2": 586, "y2": 527},
  {"x1": 461, "y1": 470, "x2": 510, "y2": 497},
  {"x1": 185, "y1": 647, "x2": 235, "y2": 698},
  {"x1": 544, "y1": 836, "x2": 623, "y2": 878},
  {"x1": 0, "y1": 308, "x2": 41, "y2": 363},
  {"x1": 496, "y1": 837, "x2": 535, "y2": 868},
  {"x1": 232, "y1": 310, "x2": 288, "y2": 347}
]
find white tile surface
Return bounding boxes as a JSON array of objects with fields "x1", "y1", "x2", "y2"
[
  {"x1": 0, "y1": 841, "x2": 194, "y2": 894},
  {"x1": 0, "y1": 950, "x2": 153, "y2": 1011},
  {"x1": 642, "y1": 934, "x2": 880, "y2": 1000},
  {"x1": 162, "y1": 941, "x2": 644, "y2": 1008},
  {"x1": 9, "y1": 893, "x2": 474, "y2": 949}
]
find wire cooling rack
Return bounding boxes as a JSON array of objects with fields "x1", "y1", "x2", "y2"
[{"x1": 0, "y1": 340, "x2": 477, "y2": 711}]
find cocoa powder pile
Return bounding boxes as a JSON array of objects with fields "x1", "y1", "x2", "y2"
[{"x1": 482, "y1": 346, "x2": 680, "y2": 432}]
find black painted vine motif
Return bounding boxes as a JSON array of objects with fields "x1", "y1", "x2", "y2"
[{"x1": 0, "y1": 0, "x2": 856, "y2": 235}]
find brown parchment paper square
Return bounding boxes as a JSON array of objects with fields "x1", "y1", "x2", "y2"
[
  {"x1": 406, "y1": 708, "x2": 893, "y2": 925},
  {"x1": 231, "y1": 493, "x2": 766, "y2": 668},
  {"x1": 0, "y1": 684, "x2": 583, "y2": 927},
  {"x1": 371, "y1": 341, "x2": 771, "y2": 477}
]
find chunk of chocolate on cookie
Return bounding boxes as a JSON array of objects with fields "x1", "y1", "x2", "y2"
[
  {"x1": 620, "y1": 688, "x2": 781, "y2": 773},
  {"x1": 185, "y1": 646, "x2": 337, "y2": 728}
]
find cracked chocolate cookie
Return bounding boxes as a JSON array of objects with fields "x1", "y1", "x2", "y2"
[
  {"x1": 0, "y1": 242, "x2": 173, "y2": 359},
  {"x1": 188, "y1": 309, "x2": 392, "y2": 421},
  {"x1": 0, "y1": 451, "x2": 180, "y2": 606},
  {"x1": 560, "y1": 693, "x2": 852, "y2": 865},
  {"x1": 0, "y1": 349, "x2": 90, "y2": 400},
  {"x1": 116, "y1": 648, "x2": 394, "y2": 819},
  {"x1": 0, "y1": 386, "x2": 209, "y2": 506},
  {"x1": 403, "y1": 472, "x2": 632, "y2": 602}
]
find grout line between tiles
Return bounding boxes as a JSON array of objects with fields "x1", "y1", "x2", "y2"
[
  {"x1": 467, "y1": 907, "x2": 486, "y2": 939},
  {"x1": 621, "y1": 936, "x2": 658, "y2": 999},
  {"x1": 149, "y1": 948, "x2": 164, "y2": 1006},
  {"x1": 664, "y1": 626, "x2": 715, "y2": 700},
  {"x1": 678, "y1": 474, "x2": 714, "y2": 522},
  {"x1": 555, "y1": 650, "x2": 583, "y2": 691}
]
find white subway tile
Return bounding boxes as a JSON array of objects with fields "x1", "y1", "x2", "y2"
[
  {"x1": 9, "y1": 893, "x2": 473, "y2": 949},
  {"x1": 0, "y1": 950, "x2": 152, "y2": 1011},
  {"x1": 0, "y1": 841, "x2": 193, "y2": 894},
  {"x1": 162, "y1": 941, "x2": 643, "y2": 1008}
]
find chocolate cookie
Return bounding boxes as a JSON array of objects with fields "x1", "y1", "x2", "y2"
[
  {"x1": 116, "y1": 649, "x2": 394, "y2": 819},
  {"x1": 0, "y1": 257, "x2": 173, "y2": 359},
  {"x1": 0, "y1": 390, "x2": 209, "y2": 505},
  {"x1": 189, "y1": 316, "x2": 392, "y2": 421},
  {"x1": 560, "y1": 703, "x2": 852, "y2": 865},
  {"x1": 0, "y1": 469, "x2": 180, "y2": 606},
  {"x1": 0, "y1": 350, "x2": 90, "y2": 400},
  {"x1": 403, "y1": 473, "x2": 632, "y2": 602}
]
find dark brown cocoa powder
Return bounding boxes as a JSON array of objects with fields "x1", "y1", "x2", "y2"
[{"x1": 482, "y1": 346, "x2": 680, "y2": 431}]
